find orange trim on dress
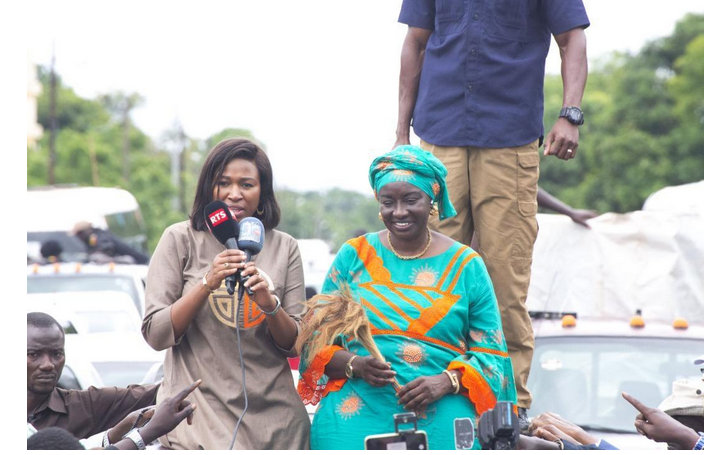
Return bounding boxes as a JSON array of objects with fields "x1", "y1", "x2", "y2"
[
  {"x1": 349, "y1": 237, "x2": 391, "y2": 282},
  {"x1": 448, "y1": 360, "x2": 498, "y2": 415},
  {"x1": 367, "y1": 286, "x2": 414, "y2": 323},
  {"x1": 447, "y1": 252, "x2": 479, "y2": 291},
  {"x1": 436, "y1": 246, "x2": 468, "y2": 289},
  {"x1": 406, "y1": 293, "x2": 460, "y2": 336},
  {"x1": 297, "y1": 345, "x2": 346, "y2": 406},
  {"x1": 361, "y1": 298, "x2": 400, "y2": 331},
  {"x1": 371, "y1": 329, "x2": 465, "y2": 355}
]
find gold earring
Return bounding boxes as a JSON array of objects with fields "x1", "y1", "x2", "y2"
[
  {"x1": 378, "y1": 212, "x2": 383, "y2": 221},
  {"x1": 256, "y1": 205, "x2": 264, "y2": 216},
  {"x1": 430, "y1": 205, "x2": 439, "y2": 216}
]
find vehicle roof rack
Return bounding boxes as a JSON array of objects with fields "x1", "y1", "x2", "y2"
[{"x1": 529, "y1": 311, "x2": 578, "y2": 320}]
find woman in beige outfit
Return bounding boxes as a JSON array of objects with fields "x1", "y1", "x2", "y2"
[{"x1": 141, "y1": 138, "x2": 310, "y2": 449}]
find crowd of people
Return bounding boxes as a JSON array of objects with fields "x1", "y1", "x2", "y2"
[{"x1": 27, "y1": 0, "x2": 703, "y2": 450}]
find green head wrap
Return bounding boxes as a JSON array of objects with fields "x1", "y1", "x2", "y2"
[{"x1": 369, "y1": 145, "x2": 457, "y2": 220}]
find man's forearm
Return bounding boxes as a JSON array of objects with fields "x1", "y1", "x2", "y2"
[
  {"x1": 396, "y1": 28, "x2": 430, "y2": 143},
  {"x1": 557, "y1": 28, "x2": 587, "y2": 108}
]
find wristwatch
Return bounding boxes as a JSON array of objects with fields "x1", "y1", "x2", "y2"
[
  {"x1": 123, "y1": 428, "x2": 146, "y2": 450},
  {"x1": 559, "y1": 106, "x2": 584, "y2": 125},
  {"x1": 345, "y1": 355, "x2": 358, "y2": 379}
]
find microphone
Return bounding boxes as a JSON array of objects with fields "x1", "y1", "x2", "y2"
[
  {"x1": 204, "y1": 201, "x2": 240, "y2": 295},
  {"x1": 237, "y1": 217, "x2": 265, "y2": 263}
]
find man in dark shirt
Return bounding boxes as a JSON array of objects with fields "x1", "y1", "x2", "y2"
[
  {"x1": 27, "y1": 312, "x2": 159, "y2": 440},
  {"x1": 394, "y1": 0, "x2": 590, "y2": 424}
]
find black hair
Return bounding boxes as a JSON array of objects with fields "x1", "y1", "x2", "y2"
[
  {"x1": 40, "y1": 240, "x2": 63, "y2": 259},
  {"x1": 27, "y1": 427, "x2": 84, "y2": 450},
  {"x1": 27, "y1": 312, "x2": 64, "y2": 335},
  {"x1": 190, "y1": 138, "x2": 281, "y2": 231}
]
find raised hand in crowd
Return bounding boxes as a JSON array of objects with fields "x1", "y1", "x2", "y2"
[
  {"x1": 622, "y1": 391, "x2": 701, "y2": 449},
  {"x1": 111, "y1": 380, "x2": 201, "y2": 450},
  {"x1": 530, "y1": 411, "x2": 599, "y2": 446}
]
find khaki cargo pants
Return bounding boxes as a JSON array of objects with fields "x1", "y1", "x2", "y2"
[{"x1": 422, "y1": 139, "x2": 539, "y2": 409}]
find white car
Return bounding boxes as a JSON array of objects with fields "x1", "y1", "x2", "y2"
[
  {"x1": 528, "y1": 313, "x2": 704, "y2": 450},
  {"x1": 27, "y1": 262, "x2": 148, "y2": 316}
]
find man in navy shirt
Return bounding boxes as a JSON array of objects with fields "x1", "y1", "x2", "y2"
[{"x1": 394, "y1": 0, "x2": 590, "y2": 426}]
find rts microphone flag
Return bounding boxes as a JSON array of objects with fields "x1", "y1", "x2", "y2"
[{"x1": 204, "y1": 200, "x2": 240, "y2": 295}]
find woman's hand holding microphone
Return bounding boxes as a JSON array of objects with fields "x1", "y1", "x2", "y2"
[{"x1": 205, "y1": 249, "x2": 277, "y2": 313}]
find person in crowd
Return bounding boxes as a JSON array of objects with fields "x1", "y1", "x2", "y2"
[
  {"x1": 537, "y1": 187, "x2": 599, "y2": 228},
  {"x1": 27, "y1": 427, "x2": 85, "y2": 450},
  {"x1": 393, "y1": 0, "x2": 590, "y2": 425},
  {"x1": 141, "y1": 138, "x2": 310, "y2": 449},
  {"x1": 527, "y1": 379, "x2": 704, "y2": 450},
  {"x1": 71, "y1": 221, "x2": 150, "y2": 265},
  {"x1": 28, "y1": 380, "x2": 201, "y2": 450},
  {"x1": 39, "y1": 239, "x2": 64, "y2": 264},
  {"x1": 297, "y1": 145, "x2": 516, "y2": 449},
  {"x1": 27, "y1": 312, "x2": 159, "y2": 442}
]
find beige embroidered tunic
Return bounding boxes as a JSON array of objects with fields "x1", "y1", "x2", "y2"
[{"x1": 142, "y1": 221, "x2": 310, "y2": 449}]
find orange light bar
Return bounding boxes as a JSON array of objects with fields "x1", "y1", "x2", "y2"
[
  {"x1": 53, "y1": 263, "x2": 61, "y2": 274},
  {"x1": 108, "y1": 262, "x2": 115, "y2": 272},
  {"x1": 32, "y1": 263, "x2": 39, "y2": 274},
  {"x1": 673, "y1": 318, "x2": 689, "y2": 330},
  {"x1": 561, "y1": 315, "x2": 577, "y2": 328},
  {"x1": 75, "y1": 263, "x2": 82, "y2": 273},
  {"x1": 630, "y1": 315, "x2": 645, "y2": 328}
]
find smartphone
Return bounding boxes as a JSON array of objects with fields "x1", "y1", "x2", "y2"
[
  {"x1": 454, "y1": 417, "x2": 475, "y2": 450},
  {"x1": 364, "y1": 430, "x2": 429, "y2": 450}
]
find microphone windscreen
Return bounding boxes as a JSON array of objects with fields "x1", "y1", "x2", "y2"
[
  {"x1": 204, "y1": 200, "x2": 239, "y2": 245},
  {"x1": 238, "y1": 217, "x2": 265, "y2": 255}
]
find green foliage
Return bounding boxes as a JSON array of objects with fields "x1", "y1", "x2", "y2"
[
  {"x1": 277, "y1": 188, "x2": 382, "y2": 251},
  {"x1": 540, "y1": 14, "x2": 704, "y2": 213}
]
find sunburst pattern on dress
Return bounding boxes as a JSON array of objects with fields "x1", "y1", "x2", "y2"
[
  {"x1": 336, "y1": 391, "x2": 364, "y2": 420},
  {"x1": 395, "y1": 341, "x2": 427, "y2": 369},
  {"x1": 409, "y1": 265, "x2": 438, "y2": 287}
]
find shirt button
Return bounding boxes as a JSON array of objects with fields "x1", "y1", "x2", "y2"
[
  {"x1": 473, "y1": 13, "x2": 480, "y2": 20},
  {"x1": 470, "y1": 48, "x2": 477, "y2": 55},
  {"x1": 467, "y1": 84, "x2": 474, "y2": 92}
]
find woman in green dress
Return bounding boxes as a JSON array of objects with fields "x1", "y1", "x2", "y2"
[{"x1": 298, "y1": 145, "x2": 517, "y2": 450}]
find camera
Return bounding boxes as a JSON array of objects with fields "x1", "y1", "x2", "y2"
[
  {"x1": 364, "y1": 412, "x2": 428, "y2": 450},
  {"x1": 477, "y1": 402, "x2": 520, "y2": 450}
]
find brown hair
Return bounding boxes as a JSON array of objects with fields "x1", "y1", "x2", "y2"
[{"x1": 190, "y1": 138, "x2": 281, "y2": 231}]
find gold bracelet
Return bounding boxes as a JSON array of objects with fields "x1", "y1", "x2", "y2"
[
  {"x1": 443, "y1": 369, "x2": 460, "y2": 394},
  {"x1": 202, "y1": 272, "x2": 216, "y2": 294}
]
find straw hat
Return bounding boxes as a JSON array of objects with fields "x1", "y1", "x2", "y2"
[{"x1": 658, "y1": 379, "x2": 704, "y2": 417}]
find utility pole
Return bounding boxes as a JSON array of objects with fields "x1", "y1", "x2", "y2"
[{"x1": 48, "y1": 43, "x2": 57, "y2": 185}]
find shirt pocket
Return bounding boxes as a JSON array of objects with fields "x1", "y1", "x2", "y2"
[
  {"x1": 435, "y1": 0, "x2": 468, "y2": 37},
  {"x1": 486, "y1": 0, "x2": 544, "y2": 43}
]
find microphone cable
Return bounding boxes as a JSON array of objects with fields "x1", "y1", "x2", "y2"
[{"x1": 228, "y1": 284, "x2": 249, "y2": 450}]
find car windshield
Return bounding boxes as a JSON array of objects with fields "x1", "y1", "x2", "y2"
[
  {"x1": 527, "y1": 336, "x2": 702, "y2": 433},
  {"x1": 71, "y1": 310, "x2": 140, "y2": 334},
  {"x1": 27, "y1": 275, "x2": 140, "y2": 313}
]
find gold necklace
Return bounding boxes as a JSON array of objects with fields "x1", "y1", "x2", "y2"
[{"x1": 387, "y1": 227, "x2": 432, "y2": 260}]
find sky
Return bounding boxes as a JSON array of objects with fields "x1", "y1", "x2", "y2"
[{"x1": 26, "y1": 0, "x2": 705, "y2": 195}]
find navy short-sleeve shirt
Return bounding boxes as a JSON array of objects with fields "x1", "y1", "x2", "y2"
[{"x1": 399, "y1": 0, "x2": 589, "y2": 148}]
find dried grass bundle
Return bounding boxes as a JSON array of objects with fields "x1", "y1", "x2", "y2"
[{"x1": 295, "y1": 285, "x2": 401, "y2": 391}]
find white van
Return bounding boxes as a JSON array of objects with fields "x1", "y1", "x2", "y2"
[{"x1": 26, "y1": 186, "x2": 148, "y2": 262}]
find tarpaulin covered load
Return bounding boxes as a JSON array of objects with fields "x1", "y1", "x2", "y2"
[{"x1": 526, "y1": 182, "x2": 704, "y2": 325}]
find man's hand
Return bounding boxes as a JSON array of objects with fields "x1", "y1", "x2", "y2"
[
  {"x1": 544, "y1": 118, "x2": 579, "y2": 160},
  {"x1": 568, "y1": 208, "x2": 599, "y2": 227},
  {"x1": 530, "y1": 412, "x2": 597, "y2": 446},
  {"x1": 622, "y1": 392, "x2": 700, "y2": 448},
  {"x1": 138, "y1": 380, "x2": 201, "y2": 445},
  {"x1": 392, "y1": 138, "x2": 411, "y2": 150},
  {"x1": 107, "y1": 406, "x2": 156, "y2": 444},
  {"x1": 396, "y1": 374, "x2": 452, "y2": 412}
]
